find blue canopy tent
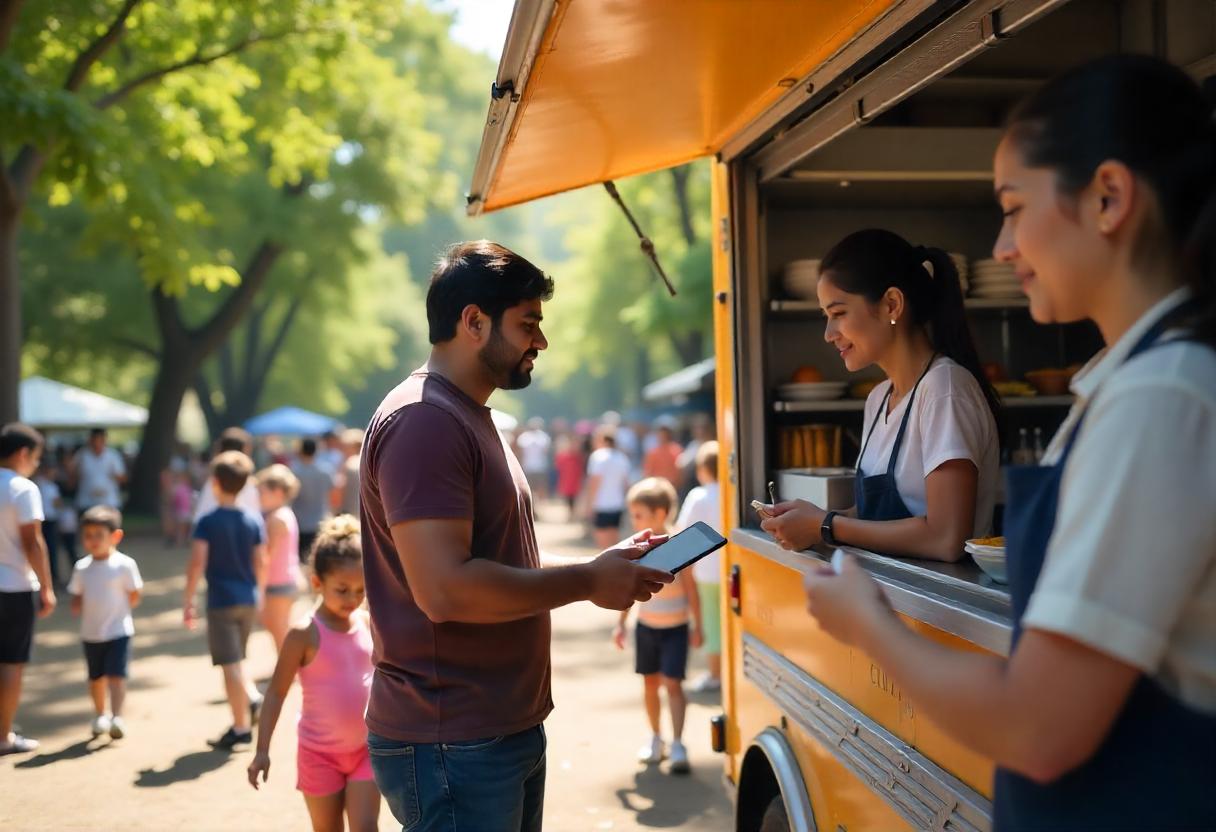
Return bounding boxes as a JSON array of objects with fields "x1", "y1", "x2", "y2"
[{"x1": 243, "y1": 406, "x2": 342, "y2": 437}]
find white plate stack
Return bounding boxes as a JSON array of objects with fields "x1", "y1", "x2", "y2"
[
  {"x1": 782, "y1": 259, "x2": 821, "y2": 301},
  {"x1": 968, "y1": 259, "x2": 1021, "y2": 299},
  {"x1": 776, "y1": 381, "x2": 848, "y2": 401}
]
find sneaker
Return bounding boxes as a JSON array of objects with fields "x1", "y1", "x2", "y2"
[
  {"x1": 207, "y1": 727, "x2": 252, "y2": 750},
  {"x1": 637, "y1": 735, "x2": 665, "y2": 765},
  {"x1": 0, "y1": 733, "x2": 39, "y2": 755},
  {"x1": 249, "y1": 694, "x2": 264, "y2": 727},
  {"x1": 90, "y1": 714, "x2": 112, "y2": 738},
  {"x1": 669, "y1": 740, "x2": 691, "y2": 774},
  {"x1": 690, "y1": 673, "x2": 722, "y2": 693},
  {"x1": 109, "y1": 716, "x2": 126, "y2": 740}
]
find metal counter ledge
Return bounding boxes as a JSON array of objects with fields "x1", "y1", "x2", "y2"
[{"x1": 730, "y1": 528, "x2": 1014, "y2": 656}]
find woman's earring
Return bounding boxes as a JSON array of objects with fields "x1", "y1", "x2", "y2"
[{"x1": 890, "y1": 319, "x2": 896, "y2": 326}]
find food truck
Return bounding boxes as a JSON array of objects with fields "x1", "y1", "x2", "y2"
[{"x1": 468, "y1": 2, "x2": 1216, "y2": 829}]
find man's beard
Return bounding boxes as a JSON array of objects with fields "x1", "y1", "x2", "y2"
[{"x1": 478, "y1": 326, "x2": 537, "y2": 390}]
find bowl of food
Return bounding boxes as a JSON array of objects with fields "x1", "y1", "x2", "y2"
[
  {"x1": 1025, "y1": 368, "x2": 1075, "y2": 396},
  {"x1": 965, "y1": 537, "x2": 1007, "y2": 584}
]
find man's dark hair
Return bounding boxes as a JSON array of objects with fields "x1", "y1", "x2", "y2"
[
  {"x1": 0, "y1": 423, "x2": 45, "y2": 459},
  {"x1": 89, "y1": 428, "x2": 106, "y2": 440},
  {"x1": 211, "y1": 451, "x2": 253, "y2": 496},
  {"x1": 427, "y1": 240, "x2": 554, "y2": 344},
  {"x1": 80, "y1": 505, "x2": 123, "y2": 532},
  {"x1": 217, "y1": 427, "x2": 252, "y2": 454},
  {"x1": 300, "y1": 438, "x2": 318, "y2": 457}
]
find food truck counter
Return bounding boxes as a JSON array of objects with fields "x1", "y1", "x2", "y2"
[{"x1": 730, "y1": 528, "x2": 1013, "y2": 656}]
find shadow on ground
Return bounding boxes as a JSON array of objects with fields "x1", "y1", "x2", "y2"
[
  {"x1": 615, "y1": 764, "x2": 730, "y2": 828},
  {"x1": 134, "y1": 748, "x2": 236, "y2": 788}
]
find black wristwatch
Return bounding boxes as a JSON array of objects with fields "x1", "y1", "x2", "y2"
[{"x1": 821, "y1": 511, "x2": 840, "y2": 546}]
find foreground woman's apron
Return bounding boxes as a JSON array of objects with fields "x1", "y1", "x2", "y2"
[
  {"x1": 854, "y1": 356, "x2": 936, "y2": 522},
  {"x1": 996, "y1": 312, "x2": 1216, "y2": 831}
]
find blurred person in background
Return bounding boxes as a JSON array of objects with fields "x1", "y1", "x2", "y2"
[
  {"x1": 516, "y1": 417, "x2": 553, "y2": 502},
  {"x1": 585, "y1": 428, "x2": 632, "y2": 549},
  {"x1": 333, "y1": 429, "x2": 365, "y2": 519},
  {"x1": 643, "y1": 420, "x2": 683, "y2": 486},
  {"x1": 71, "y1": 429, "x2": 126, "y2": 511},
  {"x1": 292, "y1": 438, "x2": 336, "y2": 566}
]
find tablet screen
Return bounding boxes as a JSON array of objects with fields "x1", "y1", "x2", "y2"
[{"x1": 635, "y1": 522, "x2": 727, "y2": 574}]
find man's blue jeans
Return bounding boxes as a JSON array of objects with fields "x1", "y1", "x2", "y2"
[{"x1": 367, "y1": 725, "x2": 546, "y2": 832}]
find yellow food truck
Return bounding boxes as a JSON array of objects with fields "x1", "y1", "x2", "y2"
[{"x1": 469, "y1": 2, "x2": 1216, "y2": 829}]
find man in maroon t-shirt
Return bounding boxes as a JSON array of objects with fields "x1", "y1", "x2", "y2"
[{"x1": 361, "y1": 241, "x2": 673, "y2": 831}]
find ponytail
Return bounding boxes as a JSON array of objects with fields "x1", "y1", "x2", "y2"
[
  {"x1": 1180, "y1": 131, "x2": 1216, "y2": 344},
  {"x1": 820, "y1": 229, "x2": 1001, "y2": 425},
  {"x1": 921, "y1": 247, "x2": 1002, "y2": 422},
  {"x1": 1007, "y1": 54, "x2": 1216, "y2": 345}
]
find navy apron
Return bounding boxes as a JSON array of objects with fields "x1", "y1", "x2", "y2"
[
  {"x1": 854, "y1": 356, "x2": 937, "y2": 522},
  {"x1": 995, "y1": 311, "x2": 1216, "y2": 831}
]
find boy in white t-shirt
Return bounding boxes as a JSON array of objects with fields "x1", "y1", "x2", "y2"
[
  {"x1": 0, "y1": 422, "x2": 53, "y2": 756},
  {"x1": 675, "y1": 441, "x2": 724, "y2": 693},
  {"x1": 68, "y1": 506, "x2": 143, "y2": 740},
  {"x1": 584, "y1": 428, "x2": 633, "y2": 549}
]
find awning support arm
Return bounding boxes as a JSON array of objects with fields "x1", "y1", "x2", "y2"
[{"x1": 603, "y1": 181, "x2": 677, "y2": 297}]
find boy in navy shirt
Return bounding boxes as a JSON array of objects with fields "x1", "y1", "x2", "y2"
[{"x1": 184, "y1": 451, "x2": 266, "y2": 749}]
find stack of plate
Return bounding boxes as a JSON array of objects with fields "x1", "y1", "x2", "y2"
[
  {"x1": 782, "y1": 259, "x2": 821, "y2": 301},
  {"x1": 969, "y1": 259, "x2": 1021, "y2": 299},
  {"x1": 776, "y1": 380, "x2": 848, "y2": 401}
]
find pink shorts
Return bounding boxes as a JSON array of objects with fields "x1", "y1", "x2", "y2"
[{"x1": 296, "y1": 742, "x2": 373, "y2": 797}]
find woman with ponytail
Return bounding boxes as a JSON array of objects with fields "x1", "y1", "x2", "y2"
[
  {"x1": 761, "y1": 229, "x2": 1001, "y2": 562},
  {"x1": 802, "y1": 54, "x2": 1216, "y2": 831}
]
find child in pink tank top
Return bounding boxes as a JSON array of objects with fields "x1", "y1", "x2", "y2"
[
  {"x1": 247, "y1": 515, "x2": 380, "y2": 830},
  {"x1": 255, "y1": 465, "x2": 302, "y2": 652}
]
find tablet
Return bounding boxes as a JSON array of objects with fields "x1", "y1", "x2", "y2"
[{"x1": 635, "y1": 521, "x2": 728, "y2": 574}]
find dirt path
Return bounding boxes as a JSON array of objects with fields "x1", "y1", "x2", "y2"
[{"x1": 2, "y1": 505, "x2": 731, "y2": 831}]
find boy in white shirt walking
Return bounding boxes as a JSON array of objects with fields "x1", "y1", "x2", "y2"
[
  {"x1": 68, "y1": 506, "x2": 143, "y2": 740},
  {"x1": 0, "y1": 423, "x2": 54, "y2": 756}
]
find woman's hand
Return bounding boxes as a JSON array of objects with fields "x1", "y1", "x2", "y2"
[
  {"x1": 803, "y1": 555, "x2": 893, "y2": 647},
  {"x1": 760, "y1": 500, "x2": 825, "y2": 550}
]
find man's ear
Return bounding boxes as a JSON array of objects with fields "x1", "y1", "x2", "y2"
[{"x1": 460, "y1": 304, "x2": 487, "y2": 342}]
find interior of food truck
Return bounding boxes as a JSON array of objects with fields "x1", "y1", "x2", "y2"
[{"x1": 732, "y1": 0, "x2": 1216, "y2": 540}]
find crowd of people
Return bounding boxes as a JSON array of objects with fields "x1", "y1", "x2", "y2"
[{"x1": 0, "y1": 400, "x2": 723, "y2": 832}]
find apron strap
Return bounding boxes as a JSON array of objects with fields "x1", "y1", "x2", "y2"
[
  {"x1": 856, "y1": 386, "x2": 893, "y2": 472},
  {"x1": 884, "y1": 355, "x2": 938, "y2": 477}
]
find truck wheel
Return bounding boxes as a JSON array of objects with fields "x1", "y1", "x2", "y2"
[{"x1": 759, "y1": 796, "x2": 790, "y2": 832}]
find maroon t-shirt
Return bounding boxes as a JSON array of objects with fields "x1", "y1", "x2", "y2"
[{"x1": 360, "y1": 370, "x2": 552, "y2": 742}]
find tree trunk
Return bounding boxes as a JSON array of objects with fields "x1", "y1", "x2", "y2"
[
  {"x1": 0, "y1": 208, "x2": 20, "y2": 423},
  {"x1": 670, "y1": 166, "x2": 698, "y2": 247},
  {"x1": 670, "y1": 330, "x2": 705, "y2": 368},
  {"x1": 127, "y1": 345, "x2": 201, "y2": 512},
  {"x1": 126, "y1": 239, "x2": 285, "y2": 512}
]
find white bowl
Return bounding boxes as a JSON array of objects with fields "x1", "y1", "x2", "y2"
[{"x1": 969, "y1": 549, "x2": 1007, "y2": 583}]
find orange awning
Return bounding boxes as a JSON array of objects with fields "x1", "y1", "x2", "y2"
[{"x1": 468, "y1": 0, "x2": 907, "y2": 214}]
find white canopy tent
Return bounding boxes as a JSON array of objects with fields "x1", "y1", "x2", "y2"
[{"x1": 19, "y1": 376, "x2": 148, "y2": 430}]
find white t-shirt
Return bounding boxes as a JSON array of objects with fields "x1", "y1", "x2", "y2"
[
  {"x1": 1027, "y1": 289, "x2": 1216, "y2": 712},
  {"x1": 35, "y1": 477, "x2": 61, "y2": 522},
  {"x1": 587, "y1": 448, "x2": 631, "y2": 512},
  {"x1": 516, "y1": 429, "x2": 552, "y2": 473},
  {"x1": 192, "y1": 480, "x2": 263, "y2": 527},
  {"x1": 677, "y1": 482, "x2": 723, "y2": 582},
  {"x1": 858, "y1": 357, "x2": 999, "y2": 537},
  {"x1": 0, "y1": 468, "x2": 45, "y2": 591},
  {"x1": 75, "y1": 447, "x2": 125, "y2": 509},
  {"x1": 68, "y1": 551, "x2": 143, "y2": 642}
]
